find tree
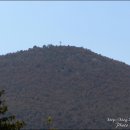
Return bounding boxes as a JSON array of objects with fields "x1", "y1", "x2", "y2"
[{"x1": 0, "y1": 90, "x2": 25, "y2": 130}]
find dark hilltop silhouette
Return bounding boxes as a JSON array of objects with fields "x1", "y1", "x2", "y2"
[{"x1": 0, "y1": 45, "x2": 130, "y2": 129}]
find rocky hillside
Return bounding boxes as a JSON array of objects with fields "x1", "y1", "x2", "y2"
[{"x1": 0, "y1": 45, "x2": 130, "y2": 129}]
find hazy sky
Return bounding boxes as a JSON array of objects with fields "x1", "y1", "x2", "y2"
[{"x1": 0, "y1": 1, "x2": 130, "y2": 65}]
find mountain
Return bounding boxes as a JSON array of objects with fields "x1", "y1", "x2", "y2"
[{"x1": 0, "y1": 45, "x2": 130, "y2": 129}]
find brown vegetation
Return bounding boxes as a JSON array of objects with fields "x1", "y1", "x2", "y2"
[{"x1": 0, "y1": 45, "x2": 130, "y2": 129}]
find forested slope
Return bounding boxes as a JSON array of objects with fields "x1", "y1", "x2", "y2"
[{"x1": 0, "y1": 45, "x2": 130, "y2": 129}]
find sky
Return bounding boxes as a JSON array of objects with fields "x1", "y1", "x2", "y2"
[{"x1": 0, "y1": 1, "x2": 130, "y2": 65}]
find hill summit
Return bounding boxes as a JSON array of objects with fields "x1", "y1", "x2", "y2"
[{"x1": 0, "y1": 45, "x2": 130, "y2": 129}]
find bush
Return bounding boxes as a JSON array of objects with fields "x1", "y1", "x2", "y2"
[{"x1": 0, "y1": 90, "x2": 25, "y2": 130}]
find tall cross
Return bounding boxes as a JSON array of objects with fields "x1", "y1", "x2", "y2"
[{"x1": 59, "y1": 41, "x2": 62, "y2": 46}]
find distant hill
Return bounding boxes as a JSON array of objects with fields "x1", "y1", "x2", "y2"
[{"x1": 0, "y1": 45, "x2": 130, "y2": 129}]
